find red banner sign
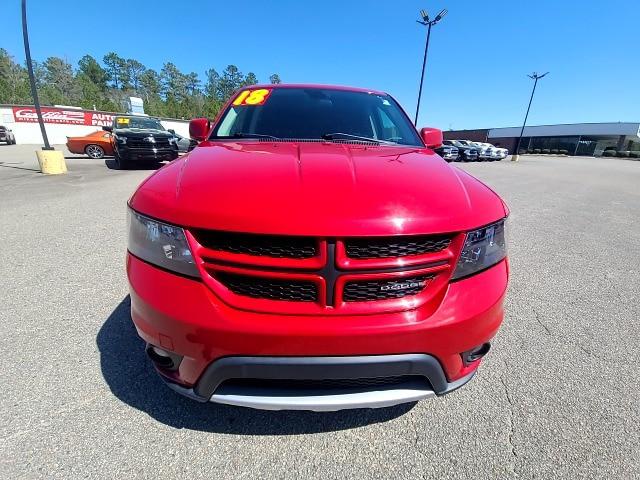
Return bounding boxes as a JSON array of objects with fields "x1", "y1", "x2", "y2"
[{"x1": 12, "y1": 107, "x2": 115, "y2": 127}]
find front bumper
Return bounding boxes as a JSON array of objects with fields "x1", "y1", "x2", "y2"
[
  {"x1": 165, "y1": 354, "x2": 476, "y2": 411},
  {"x1": 128, "y1": 254, "x2": 508, "y2": 409},
  {"x1": 115, "y1": 145, "x2": 178, "y2": 162}
]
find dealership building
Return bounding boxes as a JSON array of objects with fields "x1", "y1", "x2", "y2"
[
  {"x1": 0, "y1": 104, "x2": 190, "y2": 145},
  {"x1": 444, "y1": 122, "x2": 640, "y2": 156}
]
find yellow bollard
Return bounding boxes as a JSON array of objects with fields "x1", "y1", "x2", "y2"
[
  {"x1": 511, "y1": 154, "x2": 520, "y2": 162},
  {"x1": 36, "y1": 149, "x2": 67, "y2": 174}
]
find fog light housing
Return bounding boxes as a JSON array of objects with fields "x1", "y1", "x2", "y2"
[
  {"x1": 462, "y1": 343, "x2": 491, "y2": 366},
  {"x1": 146, "y1": 344, "x2": 183, "y2": 370}
]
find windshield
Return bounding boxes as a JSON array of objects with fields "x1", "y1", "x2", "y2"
[
  {"x1": 211, "y1": 87, "x2": 422, "y2": 146},
  {"x1": 114, "y1": 117, "x2": 165, "y2": 131}
]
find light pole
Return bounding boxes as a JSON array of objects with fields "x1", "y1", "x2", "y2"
[
  {"x1": 21, "y1": 0, "x2": 66, "y2": 173},
  {"x1": 414, "y1": 8, "x2": 447, "y2": 126},
  {"x1": 512, "y1": 72, "x2": 548, "y2": 161},
  {"x1": 21, "y1": 0, "x2": 51, "y2": 150}
]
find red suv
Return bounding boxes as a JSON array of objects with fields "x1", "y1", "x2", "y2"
[{"x1": 127, "y1": 84, "x2": 509, "y2": 411}]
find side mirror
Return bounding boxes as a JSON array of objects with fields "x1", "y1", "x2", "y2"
[
  {"x1": 168, "y1": 129, "x2": 176, "y2": 135},
  {"x1": 102, "y1": 126, "x2": 112, "y2": 132},
  {"x1": 189, "y1": 118, "x2": 210, "y2": 142},
  {"x1": 420, "y1": 127, "x2": 443, "y2": 149}
]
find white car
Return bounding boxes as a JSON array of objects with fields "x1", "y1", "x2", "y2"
[
  {"x1": 0, "y1": 126, "x2": 16, "y2": 145},
  {"x1": 475, "y1": 142, "x2": 508, "y2": 161},
  {"x1": 468, "y1": 142, "x2": 496, "y2": 161}
]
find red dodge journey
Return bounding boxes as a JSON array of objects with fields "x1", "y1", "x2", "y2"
[{"x1": 126, "y1": 84, "x2": 509, "y2": 411}]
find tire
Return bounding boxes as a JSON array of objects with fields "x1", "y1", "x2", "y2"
[
  {"x1": 113, "y1": 151, "x2": 130, "y2": 170},
  {"x1": 85, "y1": 144, "x2": 105, "y2": 159}
]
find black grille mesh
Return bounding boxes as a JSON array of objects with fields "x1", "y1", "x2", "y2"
[
  {"x1": 345, "y1": 236, "x2": 451, "y2": 259},
  {"x1": 127, "y1": 137, "x2": 171, "y2": 149},
  {"x1": 216, "y1": 272, "x2": 318, "y2": 302},
  {"x1": 194, "y1": 231, "x2": 317, "y2": 259},
  {"x1": 343, "y1": 275, "x2": 432, "y2": 302},
  {"x1": 222, "y1": 375, "x2": 429, "y2": 390}
]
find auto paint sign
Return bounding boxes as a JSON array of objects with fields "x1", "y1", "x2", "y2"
[
  {"x1": 12, "y1": 107, "x2": 115, "y2": 126},
  {"x1": 86, "y1": 112, "x2": 115, "y2": 127}
]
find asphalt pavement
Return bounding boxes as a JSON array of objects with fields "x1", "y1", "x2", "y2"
[{"x1": 1, "y1": 144, "x2": 638, "y2": 479}]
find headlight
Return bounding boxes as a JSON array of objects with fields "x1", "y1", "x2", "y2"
[
  {"x1": 127, "y1": 209, "x2": 199, "y2": 277},
  {"x1": 169, "y1": 136, "x2": 178, "y2": 144},
  {"x1": 452, "y1": 218, "x2": 507, "y2": 280},
  {"x1": 114, "y1": 135, "x2": 126, "y2": 144}
]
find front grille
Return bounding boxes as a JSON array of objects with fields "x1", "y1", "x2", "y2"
[
  {"x1": 345, "y1": 236, "x2": 451, "y2": 259},
  {"x1": 221, "y1": 375, "x2": 429, "y2": 391},
  {"x1": 216, "y1": 272, "x2": 318, "y2": 302},
  {"x1": 343, "y1": 275, "x2": 431, "y2": 302},
  {"x1": 127, "y1": 138, "x2": 171, "y2": 149},
  {"x1": 193, "y1": 230, "x2": 317, "y2": 258}
]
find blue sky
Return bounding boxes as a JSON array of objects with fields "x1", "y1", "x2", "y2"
[{"x1": 1, "y1": 0, "x2": 638, "y2": 129}]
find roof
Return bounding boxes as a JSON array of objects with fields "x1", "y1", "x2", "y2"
[
  {"x1": 488, "y1": 122, "x2": 640, "y2": 138},
  {"x1": 248, "y1": 83, "x2": 388, "y2": 95},
  {"x1": 113, "y1": 113, "x2": 152, "y2": 118}
]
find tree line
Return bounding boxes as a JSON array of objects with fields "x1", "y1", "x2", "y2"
[{"x1": 0, "y1": 48, "x2": 282, "y2": 119}]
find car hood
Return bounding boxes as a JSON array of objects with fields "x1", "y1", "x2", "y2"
[{"x1": 131, "y1": 141, "x2": 506, "y2": 236}]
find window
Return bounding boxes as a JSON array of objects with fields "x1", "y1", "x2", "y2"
[{"x1": 211, "y1": 87, "x2": 422, "y2": 146}]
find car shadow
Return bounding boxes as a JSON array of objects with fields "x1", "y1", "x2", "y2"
[
  {"x1": 104, "y1": 159, "x2": 164, "y2": 170},
  {"x1": 97, "y1": 296, "x2": 414, "y2": 434}
]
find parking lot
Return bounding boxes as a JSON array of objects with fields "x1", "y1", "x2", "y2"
[{"x1": 1, "y1": 145, "x2": 638, "y2": 479}]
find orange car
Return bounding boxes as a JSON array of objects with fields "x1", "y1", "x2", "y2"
[{"x1": 66, "y1": 130, "x2": 114, "y2": 158}]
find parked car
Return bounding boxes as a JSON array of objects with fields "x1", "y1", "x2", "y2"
[
  {"x1": 462, "y1": 141, "x2": 494, "y2": 161},
  {"x1": 0, "y1": 126, "x2": 16, "y2": 144},
  {"x1": 492, "y1": 144, "x2": 509, "y2": 160},
  {"x1": 103, "y1": 115, "x2": 179, "y2": 169},
  {"x1": 170, "y1": 130, "x2": 198, "y2": 153},
  {"x1": 66, "y1": 130, "x2": 114, "y2": 158},
  {"x1": 474, "y1": 142, "x2": 507, "y2": 161},
  {"x1": 127, "y1": 84, "x2": 509, "y2": 411},
  {"x1": 434, "y1": 143, "x2": 458, "y2": 162},
  {"x1": 443, "y1": 140, "x2": 479, "y2": 162}
]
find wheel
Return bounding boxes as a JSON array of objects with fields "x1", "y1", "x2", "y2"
[
  {"x1": 113, "y1": 151, "x2": 130, "y2": 170},
  {"x1": 85, "y1": 144, "x2": 105, "y2": 159}
]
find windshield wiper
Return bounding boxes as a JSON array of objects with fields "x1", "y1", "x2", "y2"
[
  {"x1": 228, "y1": 132, "x2": 281, "y2": 140},
  {"x1": 321, "y1": 132, "x2": 395, "y2": 145}
]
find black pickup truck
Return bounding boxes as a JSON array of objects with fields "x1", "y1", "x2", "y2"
[{"x1": 104, "y1": 115, "x2": 179, "y2": 169}]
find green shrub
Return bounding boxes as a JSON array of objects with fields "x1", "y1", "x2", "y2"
[
  {"x1": 527, "y1": 149, "x2": 533, "y2": 154},
  {"x1": 616, "y1": 151, "x2": 630, "y2": 157},
  {"x1": 629, "y1": 151, "x2": 640, "y2": 158},
  {"x1": 542, "y1": 149, "x2": 550, "y2": 154},
  {"x1": 550, "y1": 149, "x2": 558, "y2": 154},
  {"x1": 533, "y1": 148, "x2": 541, "y2": 154},
  {"x1": 559, "y1": 149, "x2": 569, "y2": 155},
  {"x1": 518, "y1": 149, "x2": 527, "y2": 155},
  {"x1": 602, "y1": 150, "x2": 616, "y2": 157}
]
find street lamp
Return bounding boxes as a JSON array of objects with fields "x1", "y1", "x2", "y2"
[
  {"x1": 512, "y1": 71, "x2": 549, "y2": 161},
  {"x1": 21, "y1": 0, "x2": 66, "y2": 173},
  {"x1": 21, "y1": 0, "x2": 51, "y2": 150},
  {"x1": 414, "y1": 7, "x2": 447, "y2": 126}
]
